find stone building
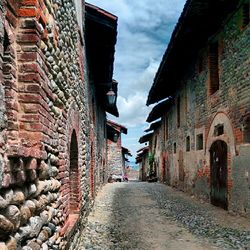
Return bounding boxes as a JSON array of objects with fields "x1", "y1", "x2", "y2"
[
  {"x1": 146, "y1": 0, "x2": 250, "y2": 216},
  {"x1": 107, "y1": 120, "x2": 127, "y2": 177},
  {"x1": 0, "y1": 0, "x2": 118, "y2": 249},
  {"x1": 121, "y1": 147, "x2": 132, "y2": 174},
  {"x1": 136, "y1": 146, "x2": 149, "y2": 181}
]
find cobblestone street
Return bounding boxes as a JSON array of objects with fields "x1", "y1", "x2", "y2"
[{"x1": 78, "y1": 182, "x2": 250, "y2": 250}]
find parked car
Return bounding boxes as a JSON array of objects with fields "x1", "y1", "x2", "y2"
[{"x1": 111, "y1": 174, "x2": 123, "y2": 182}]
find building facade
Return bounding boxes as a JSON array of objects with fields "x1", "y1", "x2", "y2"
[
  {"x1": 137, "y1": 147, "x2": 149, "y2": 181},
  {"x1": 107, "y1": 120, "x2": 128, "y2": 178},
  {"x1": 146, "y1": 0, "x2": 250, "y2": 216},
  {"x1": 0, "y1": 1, "x2": 118, "y2": 249}
]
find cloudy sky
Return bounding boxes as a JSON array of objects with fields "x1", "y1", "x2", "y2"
[{"x1": 87, "y1": 0, "x2": 186, "y2": 160}]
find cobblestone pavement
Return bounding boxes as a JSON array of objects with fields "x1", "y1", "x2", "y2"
[{"x1": 78, "y1": 182, "x2": 250, "y2": 250}]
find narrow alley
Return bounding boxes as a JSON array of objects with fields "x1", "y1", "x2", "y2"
[
  {"x1": 76, "y1": 182, "x2": 250, "y2": 250},
  {"x1": 0, "y1": 0, "x2": 250, "y2": 249}
]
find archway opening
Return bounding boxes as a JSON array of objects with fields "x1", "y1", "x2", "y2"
[
  {"x1": 210, "y1": 140, "x2": 228, "y2": 210},
  {"x1": 69, "y1": 130, "x2": 80, "y2": 213}
]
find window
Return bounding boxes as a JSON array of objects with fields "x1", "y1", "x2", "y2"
[
  {"x1": 243, "y1": 116, "x2": 250, "y2": 143},
  {"x1": 173, "y1": 142, "x2": 177, "y2": 154},
  {"x1": 208, "y1": 42, "x2": 219, "y2": 95},
  {"x1": 242, "y1": 3, "x2": 250, "y2": 28},
  {"x1": 3, "y1": 29, "x2": 10, "y2": 53},
  {"x1": 177, "y1": 96, "x2": 180, "y2": 128},
  {"x1": 196, "y1": 134, "x2": 203, "y2": 150},
  {"x1": 186, "y1": 136, "x2": 190, "y2": 152},
  {"x1": 214, "y1": 124, "x2": 224, "y2": 136}
]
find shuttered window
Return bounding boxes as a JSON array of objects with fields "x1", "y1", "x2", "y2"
[{"x1": 209, "y1": 42, "x2": 219, "y2": 95}]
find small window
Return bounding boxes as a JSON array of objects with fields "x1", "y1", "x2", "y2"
[
  {"x1": 196, "y1": 134, "x2": 203, "y2": 150},
  {"x1": 177, "y1": 96, "x2": 180, "y2": 128},
  {"x1": 242, "y1": 3, "x2": 250, "y2": 28},
  {"x1": 173, "y1": 142, "x2": 177, "y2": 154},
  {"x1": 243, "y1": 117, "x2": 250, "y2": 143},
  {"x1": 3, "y1": 29, "x2": 10, "y2": 53},
  {"x1": 214, "y1": 124, "x2": 224, "y2": 136},
  {"x1": 186, "y1": 136, "x2": 190, "y2": 152},
  {"x1": 208, "y1": 41, "x2": 219, "y2": 95}
]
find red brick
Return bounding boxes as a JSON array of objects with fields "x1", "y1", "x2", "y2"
[{"x1": 18, "y1": 7, "x2": 37, "y2": 17}]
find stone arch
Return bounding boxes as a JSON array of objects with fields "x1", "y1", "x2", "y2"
[
  {"x1": 60, "y1": 101, "x2": 83, "y2": 234},
  {"x1": 205, "y1": 112, "x2": 235, "y2": 207},
  {"x1": 206, "y1": 112, "x2": 236, "y2": 157}
]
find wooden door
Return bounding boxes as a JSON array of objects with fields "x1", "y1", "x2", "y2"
[{"x1": 210, "y1": 140, "x2": 228, "y2": 210}]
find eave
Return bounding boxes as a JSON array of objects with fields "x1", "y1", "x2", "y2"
[
  {"x1": 85, "y1": 3, "x2": 119, "y2": 116},
  {"x1": 146, "y1": 98, "x2": 173, "y2": 123},
  {"x1": 147, "y1": 0, "x2": 240, "y2": 105},
  {"x1": 107, "y1": 120, "x2": 128, "y2": 134},
  {"x1": 122, "y1": 147, "x2": 132, "y2": 157},
  {"x1": 139, "y1": 133, "x2": 153, "y2": 144}
]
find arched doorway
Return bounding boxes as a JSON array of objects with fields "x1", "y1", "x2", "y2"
[
  {"x1": 69, "y1": 130, "x2": 80, "y2": 213},
  {"x1": 210, "y1": 140, "x2": 228, "y2": 210}
]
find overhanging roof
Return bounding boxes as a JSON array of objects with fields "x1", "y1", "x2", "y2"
[
  {"x1": 85, "y1": 3, "x2": 119, "y2": 116},
  {"x1": 146, "y1": 98, "x2": 173, "y2": 123},
  {"x1": 122, "y1": 147, "x2": 132, "y2": 157},
  {"x1": 135, "y1": 157, "x2": 142, "y2": 164},
  {"x1": 144, "y1": 120, "x2": 162, "y2": 132},
  {"x1": 107, "y1": 120, "x2": 128, "y2": 134},
  {"x1": 137, "y1": 146, "x2": 149, "y2": 153},
  {"x1": 147, "y1": 0, "x2": 240, "y2": 105},
  {"x1": 136, "y1": 147, "x2": 149, "y2": 163},
  {"x1": 139, "y1": 133, "x2": 153, "y2": 144}
]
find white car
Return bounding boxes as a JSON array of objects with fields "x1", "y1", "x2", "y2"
[{"x1": 111, "y1": 174, "x2": 123, "y2": 182}]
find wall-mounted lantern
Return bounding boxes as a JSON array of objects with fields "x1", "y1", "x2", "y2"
[
  {"x1": 113, "y1": 132, "x2": 119, "y2": 142},
  {"x1": 106, "y1": 87, "x2": 116, "y2": 106}
]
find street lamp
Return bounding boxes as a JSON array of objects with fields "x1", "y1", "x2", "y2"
[{"x1": 106, "y1": 87, "x2": 116, "y2": 106}]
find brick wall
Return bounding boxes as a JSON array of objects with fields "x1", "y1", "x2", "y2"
[
  {"x1": 0, "y1": 0, "x2": 109, "y2": 249},
  {"x1": 154, "y1": 2, "x2": 250, "y2": 216}
]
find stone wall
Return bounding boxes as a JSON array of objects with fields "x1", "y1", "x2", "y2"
[
  {"x1": 154, "y1": 2, "x2": 250, "y2": 216},
  {"x1": 107, "y1": 136, "x2": 123, "y2": 176},
  {"x1": 0, "y1": 0, "x2": 108, "y2": 249}
]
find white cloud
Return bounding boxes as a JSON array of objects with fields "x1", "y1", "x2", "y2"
[{"x1": 87, "y1": 0, "x2": 186, "y2": 158}]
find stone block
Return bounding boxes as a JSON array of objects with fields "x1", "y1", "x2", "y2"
[
  {"x1": 0, "y1": 214, "x2": 14, "y2": 235},
  {"x1": 6, "y1": 236, "x2": 17, "y2": 250},
  {"x1": 11, "y1": 189, "x2": 25, "y2": 205},
  {"x1": 3, "y1": 205, "x2": 21, "y2": 229}
]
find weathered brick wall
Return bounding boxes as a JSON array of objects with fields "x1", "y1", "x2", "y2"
[
  {"x1": 158, "y1": 2, "x2": 250, "y2": 216},
  {"x1": 0, "y1": 0, "x2": 107, "y2": 249}
]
